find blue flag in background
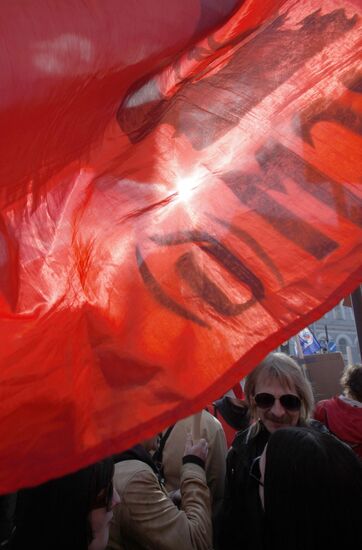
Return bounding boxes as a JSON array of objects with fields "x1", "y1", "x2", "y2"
[{"x1": 298, "y1": 327, "x2": 321, "y2": 355}]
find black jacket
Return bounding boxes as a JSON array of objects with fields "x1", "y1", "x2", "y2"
[
  {"x1": 217, "y1": 424, "x2": 268, "y2": 550},
  {"x1": 217, "y1": 420, "x2": 328, "y2": 550}
]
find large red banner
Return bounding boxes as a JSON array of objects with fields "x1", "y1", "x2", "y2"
[{"x1": 0, "y1": 0, "x2": 361, "y2": 492}]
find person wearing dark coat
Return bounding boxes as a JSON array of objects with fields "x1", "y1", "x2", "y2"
[{"x1": 217, "y1": 352, "x2": 327, "y2": 550}]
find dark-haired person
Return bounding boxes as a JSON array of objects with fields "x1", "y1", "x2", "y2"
[
  {"x1": 217, "y1": 352, "x2": 326, "y2": 550},
  {"x1": 13, "y1": 458, "x2": 119, "y2": 550},
  {"x1": 258, "y1": 427, "x2": 362, "y2": 549},
  {"x1": 314, "y1": 363, "x2": 362, "y2": 459}
]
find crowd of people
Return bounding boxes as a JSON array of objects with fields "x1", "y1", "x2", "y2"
[{"x1": 1, "y1": 353, "x2": 361, "y2": 549}]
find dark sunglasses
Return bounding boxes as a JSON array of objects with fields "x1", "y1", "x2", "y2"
[
  {"x1": 254, "y1": 392, "x2": 302, "y2": 412},
  {"x1": 249, "y1": 455, "x2": 264, "y2": 487}
]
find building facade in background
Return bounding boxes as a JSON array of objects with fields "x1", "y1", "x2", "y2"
[
  {"x1": 312, "y1": 301, "x2": 361, "y2": 364},
  {"x1": 281, "y1": 301, "x2": 361, "y2": 365}
]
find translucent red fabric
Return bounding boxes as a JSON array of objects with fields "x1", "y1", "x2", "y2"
[{"x1": 0, "y1": 0, "x2": 361, "y2": 492}]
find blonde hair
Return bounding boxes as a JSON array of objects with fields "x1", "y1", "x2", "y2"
[{"x1": 244, "y1": 352, "x2": 315, "y2": 434}]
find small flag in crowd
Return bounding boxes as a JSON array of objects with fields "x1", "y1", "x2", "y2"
[{"x1": 298, "y1": 328, "x2": 322, "y2": 355}]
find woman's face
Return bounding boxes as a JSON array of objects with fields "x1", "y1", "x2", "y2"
[{"x1": 88, "y1": 487, "x2": 120, "y2": 550}]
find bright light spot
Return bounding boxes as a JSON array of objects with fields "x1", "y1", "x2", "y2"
[{"x1": 175, "y1": 169, "x2": 204, "y2": 203}]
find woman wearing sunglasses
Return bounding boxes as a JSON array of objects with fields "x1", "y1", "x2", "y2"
[{"x1": 217, "y1": 352, "x2": 326, "y2": 550}]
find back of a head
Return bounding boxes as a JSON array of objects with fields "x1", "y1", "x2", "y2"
[
  {"x1": 341, "y1": 363, "x2": 362, "y2": 402},
  {"x1": 244, "y1": 352, "x2": 314, "y2": 423},
  {"x1": 13, "y1": 458, "x2": 114, "y2": 550},
  {"x1": 264, "y1": 427, "x2": 362, "y2": 549}
]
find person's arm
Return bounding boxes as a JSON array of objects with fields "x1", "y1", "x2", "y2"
[{"x1": 118, "y1": 441, "x2": 212, "y2": 550}]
